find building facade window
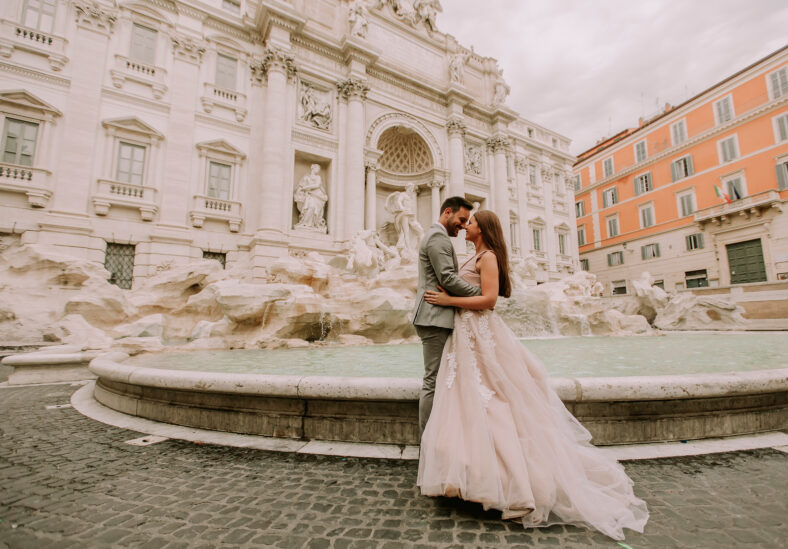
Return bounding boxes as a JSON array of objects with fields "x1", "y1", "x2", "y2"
[
  {"x1": 718, "y1": 135, "x2": 739, "y2": 163},
  {"x1": 714, "y1": 96, "x2": 734, "y2": 125},
  {"x1": 653, "y1": 280, "x2": 665, "y2": 290},
  {"x1": 557, "y1": 232, "x2": 567, "y2": 255},
  {"x1": 774, "y1": 112, "x2": 788, "y2": 143},
  {"x1": 574, "y1": 200, "x2": 585, "y2": 217},
  {"x1": 602, "y1": 186, "x2": 618, "y2": 207},
  {"x1": 768, "y1": 66, "x2": 788, "y2": 100},
  {"x1": 777, "y1": 158, "x2": 788, "y2": 190},
  {"x1": 607, "y1": 251, "x2": 624, "y2": 266},
  {"x1": 677, "y1": 189, "x2": 696, "y2": 217},
  {"x1": 639, "y1": 203, "x2": 655, "y2": 228},
  {"x1": 725, "y1": 176, "x2": 746, "y2": 200},
  {"x1": 130, "y1": 23, "x2": 158, "y2": 65},
  {"x1": 202, "y1": 250, "x2": 227, "y2": 268},
  {"x1": 116, "y1": 142, "x2": 146, "y2": 185},
  {"x1": 2, "y1": 118, "x2": 38, "y2": 166},
  {"x1": 22, "y1": 0, "x2": 57, "y2": 32},
  {"x1": 207, "y1": 161, "x2": 231, "y2": 200},
  {"x1": 532, "y1": 227, "x2": 542, "y2": 251},
  {"x1": 611, "y1": 279, "x2": 627, "y2": 295},
  {"x1": 633, "y1": 172, "x2": 653, "y2": 195},
  {"x1": 671, "y1": 119, "x2": 687, "y2": 146},
  {"x1": 685, "y1": 269, "x2": 709, "y2": 288},
  {"x1": 603, "y1": 157, "x2": 614, "y2": 178},
  {"x1": 573, "y1": 174, "x2": 581, "y2": 191},
  {"x1": 509, "y1": 215, "x2": 520, "y2": 253},
  {"x1": 634, "y1": 140, "x2": 647, "y2": 163},
  {"x1": 641, "y1": 243, "x2": 660, "y2": 259},
  {"x1": 606, "y1": 215, "x2": 619, "y2": 237},
  {"x1": 670, "y1": 155, "x2": 694, "y2": 181},
  {"x1": 222, "y1": 0, "x2": 241, "y2": 13},
  {"x1": 527, "y1": 128, "x2": 534, "y2": 138},
  {"x1": 580, "y1": 258, "x2": 589, "y2": 271},
  {"x1": 577, "y1": 226, "x2": 586, "y2": 246},
  {"x1": 215, "y1": 53, "x2": 237, "y2": 91},
  {"x1": 104, "y1": 243, "x2": 136, "y2": 290},
  {"x1": 686, "y1": 233, "x2": 704, "y2": 251}
]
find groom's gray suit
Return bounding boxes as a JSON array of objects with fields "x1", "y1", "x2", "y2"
[{"x1": 412, "y1": 223, "x2": 481, "y2": 436}]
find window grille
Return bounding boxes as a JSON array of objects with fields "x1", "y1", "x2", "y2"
[
  {"x1": 105, "y1": 243, "x2": 136, "y2": 289},
  {"x1": 202, "y1": 251, "x2": 226, "y2": 268}
]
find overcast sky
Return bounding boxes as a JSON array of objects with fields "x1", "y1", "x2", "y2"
[{"x1": 438, "y1": 0, "x2": 788, "y2": 156}]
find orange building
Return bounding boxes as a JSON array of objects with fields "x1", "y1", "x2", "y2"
[{"x1": 573, "y1": 46, "x2": 788, "y2": 295}]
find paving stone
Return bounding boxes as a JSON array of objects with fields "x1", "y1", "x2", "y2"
[{"x1": 0, "y1": 384, "x2": 786, "y2": 549}]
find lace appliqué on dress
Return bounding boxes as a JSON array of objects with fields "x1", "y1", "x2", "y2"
[{"x1": 448, "y1": 310, "x2": 493, "y2": 407}]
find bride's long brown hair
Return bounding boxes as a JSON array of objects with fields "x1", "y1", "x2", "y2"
[{"x1": 473, "y1": 210, "x2": 512, "y2": 298}]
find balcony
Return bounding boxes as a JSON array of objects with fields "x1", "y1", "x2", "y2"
[
  {"x1": 110, "y1": 55, "x2": 167, "y2": 99},
  {"x1": 200, "y1": 83, "x2": 247, "y2": 122},
  {"x1": 694, "y1": 190, "x2": 783, "y2": 226},
  {"x1": 0, "y1": 163, "x2": 52, "y2": 207},
  {"x1": 92, "y1": 179, "x2": 158, "y2": 221},
  {"x1": 189, "y1": 194, "x2": 242, "y2": 232},
  {"x1": 0, "y1": 20, "x2": 68, "y2": 70}
]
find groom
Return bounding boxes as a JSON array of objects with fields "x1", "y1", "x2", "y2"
[{"x1": 412, "y1": 196, "x2": 481, "y2": 437}]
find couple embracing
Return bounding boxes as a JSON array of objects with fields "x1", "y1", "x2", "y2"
[{"x1": 411, "y1": 196, "x2": 648, "y2": 541}]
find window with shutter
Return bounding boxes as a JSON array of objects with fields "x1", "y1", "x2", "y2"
[
  {"x1": 686, "y1": 233, "x2": 704, "y2": 251},
  {"x1": 769, "y1": 67, "x2": 788, "y2": 99},
  {"x1": 639, "y1": 204, "x2": 655, "y2": 228},
  {"x1": 678, "y1": 191, "x2": 695, "y2": 217},
  {"x1": 714, "y1": 96, "x2": 733, "y2": 125},
  {"x1": 777, "y1": 161, "x2": 788, "y2": 190},
  {"x1": 719, "y1": 136, "x2": 738, "y2": 163},
  {"x1": 671, "y1": 120, "x2": 687, "y2": 145},
  {"x1": 671, "y1": 156, "x2": 694, "y2": 181},
  {"x1": 607, "y1": 252, "x2": 624, "y2": 267},
  {"x1": 573, "y1": 174, "x2": 581, "y2": 191},
  {"x1": 2, "y1": 118, "x2": 39, "y2": 166},
  {"x1": 606, "y1": 216, "x2": 619, "y2": 237},
  {"x1": 775, "y1": 113, "x2": 788, "y2": 142},
  {"x1": 635, "y1": 140, "x2": 647, "y2": 163},
  {"x1": 726, "y1": 178, "x2": 744, "y2": 200},
  {"x1": 641, "y1": 243, "x2": 660, "y2": 259},
  {"x1": 634, "y1": 173, "x2": 652, "y2": 195},
  {"x1": 577, "y1": 227, "x2": 586, "y2": 246},
  {"x1": 580, "y1": 258, "x2": 589, "y2": 271},
  {"x1": 130, "y1": 24, "x2": 157, "y2": 65},
  {"x1": 603, "y1": 157, "x2": 614, "y2": 178},
  {"x1": 574, "y1": 201, "x2": 585, "y2": 217}
]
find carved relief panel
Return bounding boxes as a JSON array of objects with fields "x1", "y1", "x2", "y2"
[
  {"x1": 464, "y1": 141, "x2": 482, "y2": 176},
  {"x1": 297, "y1": 80, "x2": 333, "y2": 131}
]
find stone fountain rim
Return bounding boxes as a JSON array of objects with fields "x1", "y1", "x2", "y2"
[{"x1": 89, "y1": 353, "x2": 788, "y2": 403}]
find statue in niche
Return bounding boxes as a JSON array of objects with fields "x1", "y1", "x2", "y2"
[
  {"x1": 464, "y1": 143, "x2": 482, "y2": 175},
  {"x1": 385, "y1": 182, "x2": 424, "y2": 256},
  {"x1": 299, "y1": 84, "x2": 332, "y2": 130},
  {"x1": 448, "y1": 47, "x2": 471, "y2": 84},
  {"x1": 347, "y1": 0, "x2": 369, "y2": 38},
  {"x1": 492, "y1": 69, "x2": 510, "y2": 106},
  {"x1": 294, "y1": 164, "x2": 328, "y2": 232},
  {"x1": 414, "y1": 0, "x2": 441, "y2": 30}
]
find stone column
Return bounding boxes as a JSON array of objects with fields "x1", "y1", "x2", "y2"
[
  {"x1": 446, "y1": 118, "x2": 466, "y2": 198},
  {"x1": 428, "y1": 178, "x2": 443, "y2": 218},
  {"x1": 364, "y1": 160, "x2": 377, "y2": 230},
  {"x1": 256, "y1": 47, "x2": 295, "y2": 239},
  {"x1": 487, "y1": 135, "x2": 511, "y2": 244},
  {"x1": 338, "y1": 78, "x2": 369, "y2": 240}
]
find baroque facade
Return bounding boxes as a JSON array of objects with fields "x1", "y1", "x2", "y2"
[
  {"x1": 573, "y1": 46, "x2": 788, "y2": 295},
  {"x1": 0, "y1": 0, "x2": 576, "y2": 286}
]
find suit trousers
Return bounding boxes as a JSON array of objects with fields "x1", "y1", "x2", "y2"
[{"x1": 415, "y1": 324, "x2": 452, "y2": 439}]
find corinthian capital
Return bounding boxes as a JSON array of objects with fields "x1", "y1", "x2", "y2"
[
  {"x1": 337, "y1": 78, "x2": 369, "y2": 99},
  {"x1": 446, "y1": 118, "x2": 466, "y2": 137},
  {"x1": 485, "y1": 135, "x2": 510, "y2": 153},
  {"x1": 250, "y1": 47, "x2": 296, "y2": 84}
]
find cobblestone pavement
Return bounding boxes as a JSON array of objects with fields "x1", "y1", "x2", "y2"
[{"x1": 0, "y1": 384, "x2": 786, "y2": 549}]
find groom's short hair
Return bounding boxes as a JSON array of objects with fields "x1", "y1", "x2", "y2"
[{"x1": 440, "y1": 196, "x2": 474, "y2": 214}]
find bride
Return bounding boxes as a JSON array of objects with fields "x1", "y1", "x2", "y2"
[{"x1": 418, "y1": 210, "x2": 648, "y2": 540}]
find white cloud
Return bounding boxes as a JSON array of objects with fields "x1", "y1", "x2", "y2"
[{"x1": 439, "y1": 0, "x2": 788, "y2": 155}]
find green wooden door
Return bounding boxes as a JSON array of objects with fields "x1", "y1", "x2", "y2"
[{"x1": 726, "y1": 239, "x2": 767, "y2": 284}]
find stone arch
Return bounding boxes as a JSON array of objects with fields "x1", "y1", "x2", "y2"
[{"x1": 366, "y1": 112, "x2": 444, "y2": 169}]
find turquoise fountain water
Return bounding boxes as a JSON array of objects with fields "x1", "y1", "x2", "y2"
[{"x1": 128, "y1": 333, "x2": 788, "y2": 378}]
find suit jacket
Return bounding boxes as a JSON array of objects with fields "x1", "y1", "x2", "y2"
[{"x1": 412, "y1": 223, "x2": 482, "y2": 329}]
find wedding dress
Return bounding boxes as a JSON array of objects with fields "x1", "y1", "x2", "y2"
[{"x1": 417, "y1": 251, "x2": 649, "y2": 540}]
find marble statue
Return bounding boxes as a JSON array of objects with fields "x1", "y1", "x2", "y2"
[
  {"x1": 346, "y1": 229, "x2": 398, "y2": 276},
  {"x1": 492, "y1": 69, "x2": 510, "y2": 106},
  {"x1": 448, "y1": 48, "x2": 470, "y2": 84},
  {"x1": 294, "y1": 164, "x2": 328, "y2": 232},
  {"x1": 414, "y1": 0, "x2": 441, "y2": 30},
  {"x1": 385, "y1": 182, "x2": 424, "y2": 254},
  {"x1": 299, "y1": 84, "x2": 332, "y2": 130},
  {"x1": 347, "y1": 0, "x2": 369, "y2": 38}
]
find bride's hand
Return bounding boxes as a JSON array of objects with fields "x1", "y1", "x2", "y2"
[{"x1": 424, "y1": 285, "x2": 451, "y2": 306}]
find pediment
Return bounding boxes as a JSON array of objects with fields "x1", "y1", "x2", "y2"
[
  {"x1": 0, "y1": 90, "x2": 62, "y2": 117},
  {"x1": 196, "y1": 139, "x2": 246, "y2": 159},
  {"x1": 555, "y1": 222, "x2": 571, "y2": 231},
  {"x1": 529, "y1": 216, "x2": 545, "y2": 226},
  {"x1": 102, "y1": 117, "x2": 163, "y2": 139}
]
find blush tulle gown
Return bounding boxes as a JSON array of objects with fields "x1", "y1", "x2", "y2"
[{"x1": 417, "y1": 251, "x2": 649, "y2": 540}]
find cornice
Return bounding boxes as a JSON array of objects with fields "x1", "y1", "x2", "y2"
[
  {"x1": 204, "y1": 14, "x2": 251, "y2": 43},
  {"x1": 0, "y1": 61, "x2": 71, "y2": 88},
  {"x1": 292, "y1": 127, "x2": 338, "y2": 151},
  {"x1": 575, "y1": 94, "x2": 788, "y2": 196},
  {"x1": 102, "y1": 86, "x2": 171, "y2": 115},
  {"x1": 194, "y1": 111, "x2": 250, "y2": 134}
]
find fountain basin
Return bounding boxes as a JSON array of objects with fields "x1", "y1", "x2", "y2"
[{"x1": 90, "y1": 353, "x2": 788, "y2": 446}]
